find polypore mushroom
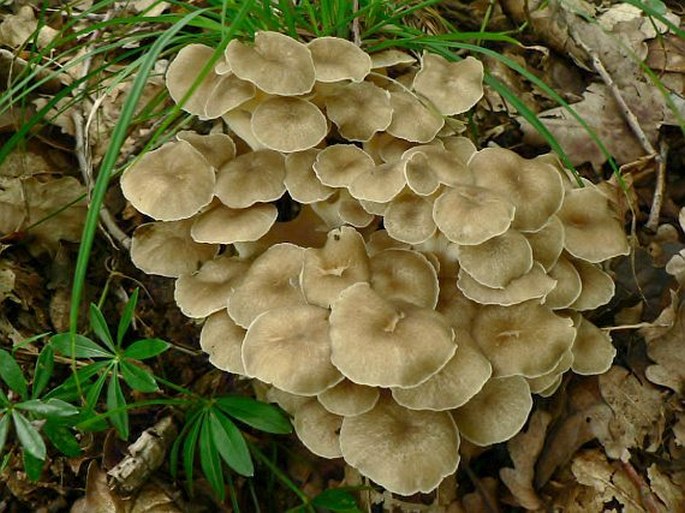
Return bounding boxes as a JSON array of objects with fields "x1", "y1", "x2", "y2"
[
  {"x1": 413, "y1": 53, "x2": 484, "y2": 116},
  {"x1": 251, "y1": 97, "x2": 327, "y2": 153},
  {"x1": 120, "y1": 140, "x2": 215, "y2": 221},
  {"x1": 293, "y1": 400, "x2": 343, "y2": 458},
  {"x1": 324, "y1": 81, "x2": 393, "y2": 141},
  {"x1": 370, "y1": 249, "x2": 439, "y2": 309},
  {"x1": 339, "y1": 396, "x2": 460, "y2": 495},
  {"x1": 386, "y1": 91, "x2": 444, "y2": 143},
  {"x1": 284, "y1": 150, "x2": 335, "y2": 204},
  {"x1": 329, "y1": 283, "x2": 455, "y2": 388},
  {"x1": 242, "y1": 304, "x2": 343, "y2": 395},
  {"x1": 214, "y1": 149, "x2": 286, "y2": 209},
  {"x1": 318, "y1": 380, "x2": 380, "y2": 417},
  {"x1": 200, "y1": 311, "x2": 247, "y2": 375},
  {"x1": 307, "y1": 36, "x2": 371, "y2": 83}
]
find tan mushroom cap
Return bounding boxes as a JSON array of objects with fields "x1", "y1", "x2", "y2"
[
  {"x1": 544, "y1": 256, "x2": 582, "y2": 309},
  {"x1": 204, "y1": 73, "x2": 257, "y2": 119},
  {"x1": 215, "y1": 149, "x2": 286, "y2": 209},
  {"x1": 364, "y1": 133, "x2": 414, "y2": 164},
  {"x1": 556, "y1": 186, "x2": 630, "y2": 263},
  {"x1": 301, "y1": 226, "x2": 371, "y2": 308},
  {"x1": 471, "y1": 148, "x2": 565, "y2": 232},
  {"x1": 325, "y1": 81, "x2": 393, "y2": 141},
  {"x1": 284, "y1": 150, "x2": 335, "y2": 204},
  {"x1": 307, "y1": 36, "x2": 371, "y2": 83},
  {"x1": 471, "y1": 301, "x2": 576, "y2": 378},
  {"x1": 242, "y1": 305, "x2": 343, "y2": 396},
  {"x1": 527, "y1": 350, "x2": 573, "y2": 394},
  {"x1": 252, "y1": 97, "x2": 327, "y2": 153},
  {"x1": 313, "y1": 144, "x2": 375, "y2": 188},
  {"x1": 225, "y1": 31, "x2": 315, "y2": 95},
  {"x1": 457, "y1": 262, "x2": 557, "y2": 306},
  {"x1": 440, "y1": 136, "x2": 477, "y2": 162},
  {"x1": 222, "y1": 109, "x2": 265, "y2": 150},
  {"x1": 318, "y1": 380, "x2": 380, "y2": 417},
  {"x1": 165, "y1": 44, "x2": 218, "y2": 116},
  {"x1": 413, "y1": 53, "x2": 484, "y2": 116},
  {"x1": 191, "y1": 202, "x2": 278, "y2": 244},
  {"x1": 433, "y1": 185, "x2": 515, "y2": 246},
  {"x1": 392, "y1": 333, "x2": 491, "y2": 411},
  {"x1": 200, "y1": 310, "x2": 247, "y2": 375},
  {"x1": 402, "y1": 151, "x2": 441, "y2": 196},
  {"x1": 265, "y1": 387, "x2": 309, "y2": 416},
  {"x1": 348, "y1": 159, "x2": 407, "y2": 203},
  {"x1": 369, "y1": 49, "x2": 416, "y2": 68},
  {"x1": 293, "y1": 400, "x2": 343, "y2": 459},
  {"x1": 339, "y1": 396, "x2": 460, "y2": 496},
  {"x1": 453, "y1": 376, "x2": 533, "y2": 446},
  {"x1": 227, "y1": 243, "x2": 306, "y2": 328},
  {"x1": 174, "y1": 255, "x2": 249, "y2": 318},
  {"x1": 130, "y1": 220, "x2": 218, "y2": 278},
  {"x1": 387, "y1": 91, "x2": 444, "y2": 143},
  {"x1": 571, "y1": 317, "x2": 616, "y2": 375},
  {"x1": 402, "y1": 145, "x2": 473, "y2": 188},
  {"x1": 569, "y1": 259, "x2": 615, "y2": 311},
  {"x1": 370, "y1": 249, "x2": 439, "y2": 309},
  {"x1": 337, "y1": 191, "x2": 375, "y2": 228},
  {"x1": 437, "y1": 280, "x2": 478, "y2": 328},
  {"x1": 384, "y1": 194, "x2": 436, "y2": 244},
  {"x1": 525, "y1": 215, "x2": 565, "y2": 271},
  {"x1": 457, "y1": 230, "x2": 534, "y2": 289},
  {"x1": 121, "y1": 140, "x2": 215, "y2": 221},
  {"x1": 329, "y1": 283, "x2": 456, "y2": 388},
  {"x1": 176, "y1": 131, "x2": 236, "y2": 169},
  {"x1": 365, "y1": 229, "x2": 409, "y2": 256}
]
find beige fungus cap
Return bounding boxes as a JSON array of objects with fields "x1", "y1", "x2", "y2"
[
  {"x1": 252, "y1": 97, "x2": 327, "y2": 153},
  {"x1": 317, "y1": 380, "x2": 380, "y2": 417},
  {"x1": 215, "y1": 150, "x2": 286, "y2": 209},
  {"x1": 325, "y1": 81, "x2": 392, "y2": 141},
  {"x1": 191, "y1": 202, "x2": 278, "y2": 245},
  {"x1": 307, "y1": 36, "x2": 371, "y2": 83},
  {"x1": 200, "y1": 310, "x2": 247, "y2": 375},
  {"x1": 293, "y1": 400, "x2": 343, "y2": 459}
]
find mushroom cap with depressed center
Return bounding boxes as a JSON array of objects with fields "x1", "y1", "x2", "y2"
[
  {"x1": 227, "y1": 243, "x2": 306, "y2": 328},
  {"x1": 204, "y1": 73, "x2": 256, "y2": 118},
  {"x1": 191, "y1": 202, "x2": 278, "y2": 244},
  {"x1": 556, "y1": 186, "x2": 630, "y2": 263},
  {"x1": 453, "y1": 376, "x2": 532, "y2": 446},
  {"x1": 457, "y1": 262, "x2": 557, "y2": 306},
  {"x1": 313, "y1": 144, "x2": 375, "y2": 188},
  {"x1": 284, "y1": 150, "x2": 335, "y2": 204},
  {"x1": 571, "y1": 317, "x2": 616, "y2": 375},
  {"x1": 433, "y1": 185, "x2": 515, "y2": 246},
  {"x1": 318, "y1": 380, "x2": 379, "y2": 417},
  {"x1": 340, "y1": 396, "x2": 460, "y2": 496},
  {"x1": 402, "y1": 151, "x2": 441, "y2": 196},
  {"x1": 544, "y1": 256, "x2": 582, "y2": 309},
  {"x1": 437, "y1": 280, "x2": 478, "y2": 328},
  {"x1": 525, "y1": 215, "x2": 565, "y2": 271},
  {"x1": 387, "y1": 91, "x2": 444, "y2": 143},
  {"x1": 329, "y1": 283, "x2": 455, "y2": 388},
  {"x1": 222, "y1": 110, "x2": 265, "y2": 150},
  {"x1": 336, "y1": 192, "x2": 375, "y2": 228},
  {"x1": 348, "y1": 160, "x2": 407, "y2": 203},
  {"x1": 215, "y1": 149, "x2": 286, "y2": 209},
  {"x1": 307, "y1": 36, "x2": 371, "y2": 83},
  {"x1": 174, "y1": 255, "x2": 249, "y2": 318},
  {"x1": 301, "y1": 226, "x2": 371, "y2": 308},
  {"x1": 370, "y1": 249, "x2": 439, "y2": 309},
  {"x1": 364, "y1": 133, "x2": 414, "y2": 164},
  {"x1": 402, "y1": 145, "x2": 473, "y2": 188},
  {"x1": 176, "y1": 131, "x2": 236, "y2": 169},
  {"x1": 569, "y1": 259, "x2": 615, "y2": 311},
  {"x1": 440, "y1": 136, "x2": 477, "y2": 161},
  {"x1": 200, "y1": 310, "x2": 246, "y2": 375},
  {"x1": 293, "y1": 400, "x2": 343, "y2": 459},
  {"x1": 471, "y1": 148, "x2": 565, "y2": 232},
  {"x1": 121, "y1": 140, "x2": 215, "y2": 221},
  {"x1": 130, "y1": 220, "x2": 218, "y2": 278},
  {"x1": 252, "y1": 97, "x2": 327, "y2": 153},
  {"x1": 471, "y1": 301, "x2": 576, "y2": 378},
  {"x1": 242, "y1": 304, "x2": 343, "y2": 396},
  {"x1": 325, "y1": 81, "x2": 393, "y2": 141},
  {"x1": 384, "y1": 194, "x2": 436, "y2": 244},
  {"x1": 392, "y1": 333, "x2": 491, "y2": 411},
  {"x1": 413, "y1": 53, "x2": 484, "y2": 115},
  {"x1": 225, "y1": 31, "x2": 315, "y2": 95},
  {"x1": 457, "y1": 230, "x2": 534, "y2": 289},
  {"x1": 165, "y1": 44, "x2": 219, "y2": 117}
]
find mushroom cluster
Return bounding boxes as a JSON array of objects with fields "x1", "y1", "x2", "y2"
[{"x1": 120, "y1": 32, "x2": 630, "y2": 496}]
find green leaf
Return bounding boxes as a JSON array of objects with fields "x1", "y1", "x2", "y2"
[
  {"x1": 182, "y1": 413, "x2": 203, "y2": 488},
  {"x1": 215, "y1": 396, "x2": 292, "y2": 434},
  {"x1": 0, "y1": 348, "x2": 28, "y2": 400},
  {"x1": 120, "y1": 360, "x2": 158, "y2": 393},
  {"x1": 106, "y1": 374, "x2": 129, "y2": 439},
  {"x1": 12, "y1": 410, "x2": 46, "y2": 460},
  {"x1": 16, "y1": 398, "x2": 79, "y2": 418},
  {"x1": 312, "y1": 489, "x2": 360, "y2": 511},
  {"x1": 32, "y1": 345, "x2": 54, "y2": 399},
  {"x1": 43, "y1": 422, "x2": 81, "y2": 457},
  {"x1": 0, "y1": 388, "x2": 8, "y2": 406},
  {"x1": 50, "y1": 333, "x2": 113, "y2": 359},
  {"x1": 89, "y1": 303, "x2": 116, "y2": 352},
  {"x1": 85, "y1": 364, "x2": 113, "y2": 410},
  {"x1": 199, "y1": 415, "x2": 225, "y2": 501},
  {"x1": 117, "y1": 289, "x2": 139, "y2": 345},
  {"x1": 0, "y1": 414, "x2": 10, "y2": 455},
  {"x1": 123, "y1": 339, "x2": 169, "y2": 360},
  {"x1": 209, "y1": 410, "x2": 254, "y2": 477},
  {"x1": 22, "y1": 449, "x2": 44, "y2": 481},
  {"x1": 45, "y1": 360, "x2": 111, "y2": 401}
]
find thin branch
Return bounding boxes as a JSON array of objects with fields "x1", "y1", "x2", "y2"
[{"x1": 645, "y1": 139, "x2": 669, "y2": 232}]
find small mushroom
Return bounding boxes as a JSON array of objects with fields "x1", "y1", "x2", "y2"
[
  {"x1": 284, "y1": 150, "x2": 335, "y2": 204},
  {"x1": 222, "y1": 109, "x2": 265, "y2": 150},
  {"x1": 370, "y1": 249, "x2": 439, "y2": 309},
  {"x1": 325, "y1": 81, "x2": 393, "y2": 141},
  {"x1": 524, "y1": 215, "x2": 565, "y2": 271},
  {"x1": 191, "y1": 202, "x2": 278, "y2": 244},
  {"x1": 527, "y1": 350, "x2": 573, "y2": 394},
  {"x1": 293, "y1": 400, "x2": 343, "y2": 459},
  {"x1": 313, "y1": 144, "x2": 375, "y2": 188},
  {"x1": 200, "y1": 310, "x2": 247, "y2": 375},
  {"x1": 317, "y1": 380, "x2": 380, "y2": 417},
  {"x1": 307, "y1": 36, "x2": 371, "y2": 83},
  {"x1": 386, "y1": 91, "x2": 444, "y2": 143},
  {"x1": 384, "y1": 193, "x2": 437, "y2": 244},
  {"x1": 251, "y1": 97, "x2": 327, "y2": 153},
  {"x1": 571, "y1": 316, "x2": 616, "y2": 375},
  {"x1": 569, "y1": 259, "x2": 615, "y2": 311},
  {"x1": 544, "y1": 256, "x2": 583, "y2": 310},
  {"x1": 402, "y1": 145, "x2": 473, "y2": 188},
  {"x1": 176, "y1": 131, "x2": 236, "y2": 169},
  {"x1": 348, "y1": 159, "x2": 407, "y2": 203},
  {"x1": 369, "y1": 49, "x2": 416, "y2": 69},
  {"x1": 214, "y1": 149, "x2": 286, "y2": 209}
]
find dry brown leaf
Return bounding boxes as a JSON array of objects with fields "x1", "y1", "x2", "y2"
[
  {"x1": 500, "y1": 410, "x2": 551, "y2": 510},
  {"x1": 647, "y1": 465, "x2": 685, "y2": 512},
  {"x1": 0, "y1": 6, "x2": 58, "y2": 48}
]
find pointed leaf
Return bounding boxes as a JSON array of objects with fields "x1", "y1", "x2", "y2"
[
  {"x1": 43, "y1": 422, "x2": 81, "y2": 457},
  {"x1": 22, "y1": 449, "x2": 44, "y2": 481},
  {"x1": 216, "y1": 396, "x2": 292, "y2": 434},
  {"x1": 123, "y1": 339, "x2": 169, "y2": 360},
  {"x1": 210, "y1": 410, "x2": 254, "y2": 477},
  {"x1": 117, "y1": 288, "x2": 139, "y2": 345},
  {"x1": 50, "y1": 333, "x2": 113, "y2": 359},
  {"x1": 89, "y1": 303, "x2": 116, "y2": 352},
  {"x1": 312, "y1": 489, "x2": 360, "y2": 511},
  {"x1": 182, "y1": 413, "x2": 203, "y2": 489},
  {"x1": 106, "y1": 373, "x2": 128, "y2": 439},
  {"x1": 0, "y1": 348, "x2": 28, "y2": 400},
  {"x1": 16, "y1": 398, "x2": 79, "y2": 417},
  {"x1": 85, "y1": 365, "x2": 112, "y2": 410},
  {"x1": 12, "y1": 410, "x2": 46, "y2": 460},
  {"x1": 200, "y1": 416, "x2": 225, "y2": 501},
  {"x1": 32, "y1": 345, "x2": 54, "y2": 399},
  {"x1": 45, "y1": 360, "x2": 111, "y2": 401},
  {"x1": 0, "y1": 387, "x2": 9, "y2": 406},
  {"x1": 0, "y1": 414, "x2": 9, "y2": 455},
  {"x1": 120, "y1": 360, "x2": 158, "y2": 393}
]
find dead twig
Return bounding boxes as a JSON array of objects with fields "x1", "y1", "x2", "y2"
[
  {"x1": 645, "y1": 139, "x2": 669, "y2": 232},
  {"x1": 352, "y1": 0, "x2": 361, "y2": 47}
]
